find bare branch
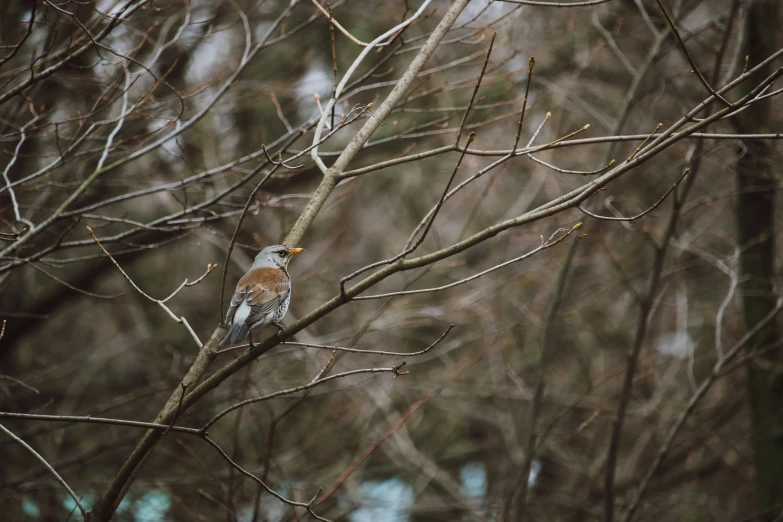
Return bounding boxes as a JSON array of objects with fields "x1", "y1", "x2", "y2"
[
  {"x1": 497, "y1": 0, "x2": 610, "y2": 5},
  {"x1": 579, "y1": 168, "x2": 690, "y2": 221},
  {"x1": 0, "y1": 423, "x2": 87, "y2": 519},
  {"x1": 86, "y1": 226, "x2": 213, "y2": 347},
  {"x1": 623, "y1": 299, "x2": 783, "y2": 522},
  {"x1": 655, "y1": 0, "x2": 733, "y2": 107},
  {"x1": 355, "y1": 224, "x2": 582, "y2": 299}
]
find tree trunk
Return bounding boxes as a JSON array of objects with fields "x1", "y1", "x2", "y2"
[{"x1": 736, "y1": 2, "x2": 782, "y2": 519}]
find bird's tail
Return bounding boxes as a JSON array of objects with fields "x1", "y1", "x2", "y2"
[{"x1": 220, "y1": 323, "x2": 249, "y2": 347}]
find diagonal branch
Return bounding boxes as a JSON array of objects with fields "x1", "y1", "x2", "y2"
[
  {"x1": 291, "y1": 0, "x2": 472, "y2": 246},
  {"x1": 655, "y1": 0, "x2": 733, "y2": 108},
  {"x1": 87, "y1": 226, "x2": 215, "y2": 347},
  {"x1": 85, "y1": 2, "x2": 472, "y2": 520},
  {"x1": 623, "y1": 298, "x2": 783, "y2": 522}
]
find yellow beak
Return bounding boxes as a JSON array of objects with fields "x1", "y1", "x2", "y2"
[{"x1": 289, "y1": 247, "x2": 304, "y2": 256}]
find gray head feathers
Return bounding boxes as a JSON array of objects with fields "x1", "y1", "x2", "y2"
[{"x1": 251, "y1": 245, "x2": 303, "y2": 269}]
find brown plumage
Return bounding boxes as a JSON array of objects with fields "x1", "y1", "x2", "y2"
[
  {"x1": 227, "y1": 267, "x2": 290, "y2": 323},
  {"x1": 220, "y1": 245, "x2": 302, "y2": 347}
]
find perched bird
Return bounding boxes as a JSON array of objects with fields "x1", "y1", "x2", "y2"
[{"x1": 220, "y1": 245, "x2": 303, "y2": 347}]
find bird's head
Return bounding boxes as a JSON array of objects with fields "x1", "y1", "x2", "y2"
[{"x1": 252, "y1": 245, "x2": 304, "y2": 269}]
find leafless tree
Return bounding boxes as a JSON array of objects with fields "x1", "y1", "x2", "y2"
[{"x1": 1, "y1": 1, "x2": 781, "y2": 521}]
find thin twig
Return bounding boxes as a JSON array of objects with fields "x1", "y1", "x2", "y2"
[
  {"x1": 310, "y1": 345, "x2": 339, "y2": 383},
  {"x1": 203, "y1": 367, "x2": 405, "y2": 431},
  {"x1": 217, "y1": 324, "x2": 455, "y2": 357},
  {"x1": 508, "y1": 234, "x2": 579, "y2": 520},
  {"x1": 0, "y1": 373, "x2": 38, "y2": 394},
  {"x1": 0, "y1": 423, "x2": 87, "y2": 519},
  {"x1": 400, "y1": 119, "x2": 587, "y2": 260},
  {"x1": 339, "y1": 132, "x2": 475, "y2": 296},
  {"x1": 201, "y1": 435, "x2": 330, "y2": 521},
  {"x1": 0, "y1": 229, "x2": 25, "y2": 241},
  {"x1": 86, "y1": 226, "x2": 211, "y2": 347},
  {"x1": 655, "y1": 0, "x2": 732, "y2": 107},
  {"x1": 355, "y1": 224, "x2": 582, "y2": 299},
  {"x1": 579, "y1": 168, "x2": 690, "y2": 221},
  {"x1": 603, "y1": 166, "x2": 686, "y2": 522},
  {"x1": 269, "y1": 91, "x2": 293, "y2": 133},
  {"x1": 2, "y1": 115, "x2": 39, "y2": 230},
  {"x1": 457, "y1": 32, "x2": 497, "y2": 143},
  {"x1": 310, "y1": 0, "x2": 393, "y2": 48},
  {"x1": 29, "y1": 262, "x2": 124, "y2": 299},
  {"x1": 529, "y1": 155, "x2": 614, "y2": 176},
  {"x1": 0, "y1": 411, "x2": 202, "y2": 435},
  {"x1": 163, "y1": 383, "x2": 188, "y2": 436},
  {"x1": 512, "y1": 57, "x2": 537, "y2": 152},
  {"x1": 309, "y1": 0, "x2": 435, "y2": 174},
  {"x1": 329, "y1": 4, "x2": 338, "y2": 129},
  {"x1": 218, "y1": 164, "x2": 281, "y2": 320},
  {"x1": 593, "y1": 11, "x2": 637, "y2": 77},
  {"x1": 623, "y1": 299, "x2": 783, "y2": 522},
  {"x1": 626, "y1": 123, "x2": 662, "y2": 162}
]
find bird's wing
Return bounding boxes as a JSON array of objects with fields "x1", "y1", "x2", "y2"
[
  {"x1": 225, "y1": 286, "x2": 247, "y2": 324},
  {"x1": 227, "y1": 267, "x2": 290, "y2": 326},
  {"x1": 247, "y1": 285, "x2": 290, "y2": 324}
]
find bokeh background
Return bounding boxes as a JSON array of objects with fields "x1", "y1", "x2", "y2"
[{"x1": 1, "y1": 0, "x2": 781, "y2": 521}]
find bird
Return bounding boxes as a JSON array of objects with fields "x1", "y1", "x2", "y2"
[{"x1": 220, "y1": 245, "x2": 303, "y2": 347}]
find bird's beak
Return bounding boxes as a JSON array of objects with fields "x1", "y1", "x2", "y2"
[{"x1": 289, "y1": 247, "x2": 304, "y2": 257}]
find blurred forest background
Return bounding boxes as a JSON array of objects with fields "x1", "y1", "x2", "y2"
[{"x1": 1, "y1": 0, "x2": 782, "y2": 521}]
